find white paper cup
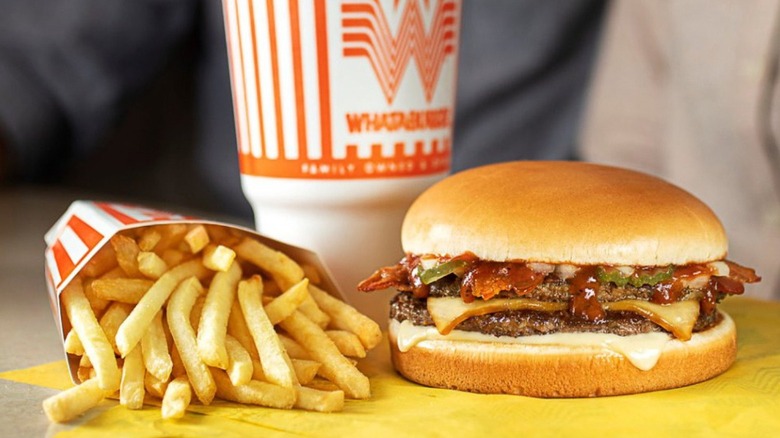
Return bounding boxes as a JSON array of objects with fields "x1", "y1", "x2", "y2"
[{"x1": 223, "y1": 0, "x2": 461, "y2": 323}]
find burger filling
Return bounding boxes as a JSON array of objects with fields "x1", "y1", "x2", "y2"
[{"x1": 358, "y1": 253, "x2": 760, "y2": 341}]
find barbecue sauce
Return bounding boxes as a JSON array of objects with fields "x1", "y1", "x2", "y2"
[
  {"x1": 460, "y1": 261, "x2": 543, "y2": 303},
  {"x1": 359, "y1": 254, "x2": 758, "y2": 324},
  {"x1": 569, "y1": 266, "x2": 606, "y2": 322}
]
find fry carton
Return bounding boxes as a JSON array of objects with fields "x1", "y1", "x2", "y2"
[{"x1": 43, "y1": 200, "x2": 343, "y2": 383}]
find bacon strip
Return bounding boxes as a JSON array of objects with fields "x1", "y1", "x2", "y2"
[{"x1": 725, "y1": 260, "x2": 761, "y2": 283}]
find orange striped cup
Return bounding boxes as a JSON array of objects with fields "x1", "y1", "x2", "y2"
[{"x1": 222, "y1": 0, "x2": 460, "y2": 322}]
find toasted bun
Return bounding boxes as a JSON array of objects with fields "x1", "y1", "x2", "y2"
[
  {"x1": 388, "y1": 313, "x2": 737, "y2": 397},
  {"x1": 401, "y1": 161, "x2": 727, "y2": 266}
]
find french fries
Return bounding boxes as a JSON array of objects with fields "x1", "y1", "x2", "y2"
[
  {"x1": 115, "y1": 259, "x2": 209, "y2": 357},
  {"x1": 212, "y1": 369, "x2": 296, "y2": 409},
  {"x1": 184, "y1": 225, "x2": 210, "y2": 254},
  {"x1": 137, "y1": 251, "x2": 168, "y2": 279},
  {"x1": 326, "y1": 330, "x2": 367, "y2": 358},
  {"x1": 110, "y1": 234, "x2": 141, "y2": 278},
  {"x1": 43, "y1": 379, "x2": 110, "y2": 423},
  {"x1": 197, "y1": 261, "x2": 242, "y2": 369},
  {"x1": 238, "y1": 276, "x2": 297, "y2": 388},
  {"x1": 202, "y1": 244, "x2": 236, "y2": 272},
  {"x1": 224, "y1": 335, "x2": 253, "y2": 386},
  {"x1": 61, "y1": 278, "x2": 120, "y2": 392},
  {"x1": 279, "y1": 311, "x2": 371, "y2": 399},
  {"x1": 46, "y1": 223, "x2": 379, "y2": 423},
  {"x1": 90, "y1": 278, "x2": 153, "y2": 304},
  {"x1": 141, "y1": 311, "x2": 173, "y2": 381},
  {"x1": 309, "y1": 285, "x2": 382, "y2": 350},
  {"x1": 294, "y1": 386, "x2": 344, "y2": 413},
  {"x1": 120, "y1": 345, "x2": 145, "y2": 409},
  {"x1": 162, "y1": 376, "x2": 192, "y2": 419},
  {"x1": 167, "y1": 277, "x2": 216, "y2": 405},
  {"x1": 98, "y1": 302, "x2": 134, "y2": 355}
]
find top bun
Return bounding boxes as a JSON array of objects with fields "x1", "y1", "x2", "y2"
[{"x1": 401, "y1": 161, "x2": 727, "y2": 266}]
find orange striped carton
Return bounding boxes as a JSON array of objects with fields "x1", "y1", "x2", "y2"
[
  {"x1": 44, "y1": 200, "x2": 339, "y2": 380},
  {"x1": 223, "y1": 0, "x2": 460, "y2": 179}
]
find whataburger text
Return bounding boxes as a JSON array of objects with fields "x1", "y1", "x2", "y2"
[
  {"x1": 43, "y1": 223, "x2": 382, "y2": 423},
  {"x1": 345, "y1": 108, "x2": 451, "y2": 133}
]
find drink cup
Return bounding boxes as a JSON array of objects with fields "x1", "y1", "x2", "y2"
[{"x1": 222, "y1": 0, "x2": 461, "y2": 323}]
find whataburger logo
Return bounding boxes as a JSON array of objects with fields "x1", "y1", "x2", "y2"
[{"x1": 341, "y1": 0, "x2": 458, "y2": 104}]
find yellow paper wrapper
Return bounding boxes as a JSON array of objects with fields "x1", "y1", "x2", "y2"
[{"x1": 2, "y1": 298, "x2": 778, "y2": 437}]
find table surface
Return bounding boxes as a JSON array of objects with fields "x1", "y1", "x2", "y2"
[{"x1": 1, "y1": 188, "x2": 779, "y2": 437}]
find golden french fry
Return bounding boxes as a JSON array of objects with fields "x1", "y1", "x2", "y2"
[
  {"x1": 184, "y1": 225, "x2": 210, "y2": 254},
  {"x1": 238, "y1": 276, "x2": 297, "y2": 388},
  {"x1": 48, "y1": 222, "x2": 384, "y2": 422},
  {"x1": 64, "y1": 329, "x2": 84, "y2": 356},
  {"x1": 291, "y1": 359, "x2": 321, "y2": 385},
  {"x1": 82, "y1": 279, "x2": 111, "y2": 316},
  {"x1": 137, "y1": 229, "x2": 162, "y2": 251},
  {"x1": 81, "y1": 244, "x2": 118, "y2": 277},
  {"x1": 294, "y1": 386, "x2": 344, "y2": 413},
  {"x1": 295, "y1": 296, "x2": 330, "y2": 328},
  {"x1": 277, "y1": 333, "x2": 311, "y2": 360},
  {"x1": 225, "y1": 335, "x2": 252, "y2": 386},
  {"x1": 141, "y1": 311, "x2": 173, "y2": 382},
  {"x1": 100, "y1": 266, "x2": 126, "y2": 279},
  {"x1": 300, "y1": 264, "x2": 322, "y2": 285},
  {"x1": 250, "y1": 358, "x2": 320, "y2": 385},
  {"x1": 227, "y1": 300, "x2": 259, "y2": 359},
  {"x1": 162, "y1": 375, "x2": 192, "y2": 420},
  {"x1": 137, "y1": 251, "x2": 169, "y2": 279},
  {"x1": 309, "y1": 285, "x2": 382, "y2": 349},
  {"x1": 115, "y1": 259, "x2": 210, "y2": 357},
  {"x1": 170, "y1": 343, "x2": 187, "y2": 379},
  {"x1": 326, "y1": 330, "x2": 366, "y2": 358},
  {"x1": 144, "y1": 371, "x2": 169, "y2": 399},
  {"x1": 111, "y1": 234, "x2": 141, "y2": 277},
  {"x1": 166, "y1": 277, "x2": 216, "y2": 405},
  {"x1": 202, "y1": 244, "x2": 236, "y2": 272},
  {"x1": 263, "y1": 279, "x2": 282, "y2": 297},
  {"x1": 161, "y1": 249, "x2": 187, "y2": 267},
  {"x1": 98, "y1": 302, "x2": 134, "y2": 356},
  {"x1": 62, "y1": 278, "x2": 120, "y2": 392},
  {"x1": 211, "y1": 369, "x2": 296, "y2": 409},
  {"x1": 154, "y1": 224, "x2": 188, "y2": 251},
  {"x1": 234, "y1": 238, "x2": 329, "y2": 326},
  {"x1": 305, "y1": 377, "x2": 341, "y2": 392},
  {"x1": 76, "y1": 366, "x2": 93, "y2": 383},
  {"x1": 250, "y1": 359, "x2": 265, "y2": 381},
  {"x1": 79, "y1": 353, "x2": 92, "y2": 369},
  {"x1": 197, "y1": 261, "x2": 242, "y2": 369},
  {"x1": 190, "y1": 295, "x2": 205, "y2": 329},
  {"x1": 264, "y1": 279, "x2": 310, "y2": 325},
  {"x1": 279, "y1": 311, "x2": 370, "y2": 399},
  {"x1": 234, "y1": 238, "x2": 303, "y2": 289},
  {"x1": 91, "y1": 278, "x2": 153, "y2": 303},
  {"x1": 120, "y1": 344, "x2": 145, "y2": 409},
  {"x1": 42, "y1": 379, "x2": 109, "y2": 423}
]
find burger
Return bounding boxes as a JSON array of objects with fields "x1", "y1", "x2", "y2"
[{"x1": 358, "y1": 161, "x2": 760, "y2": 397}]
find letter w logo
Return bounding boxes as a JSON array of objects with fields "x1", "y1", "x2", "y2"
[{"x1": 341, "y1": 0, "x2": 458, "y2": 104}]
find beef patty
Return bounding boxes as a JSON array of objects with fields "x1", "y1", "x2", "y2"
[{"x1": 390, "y1": 292, "x2": 720, "y2": 338}]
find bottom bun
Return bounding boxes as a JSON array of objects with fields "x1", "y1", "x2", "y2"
[{"x1": 388, "y1": 312, "x2": 737, "y2": 397}]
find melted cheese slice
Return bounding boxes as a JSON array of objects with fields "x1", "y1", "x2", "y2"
[
  {"x1": 603, "y1": 299, "x2": 700, "y2": 340},
  {"x1": 427, "y1": 297, "x2": 566, "y2": 335},
  {"x1": 391, "y1": 319, "x2": 672, "y2": 371},
  {"x1": 426, "y1": 297, "x2": 700, "y2": 340}
]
